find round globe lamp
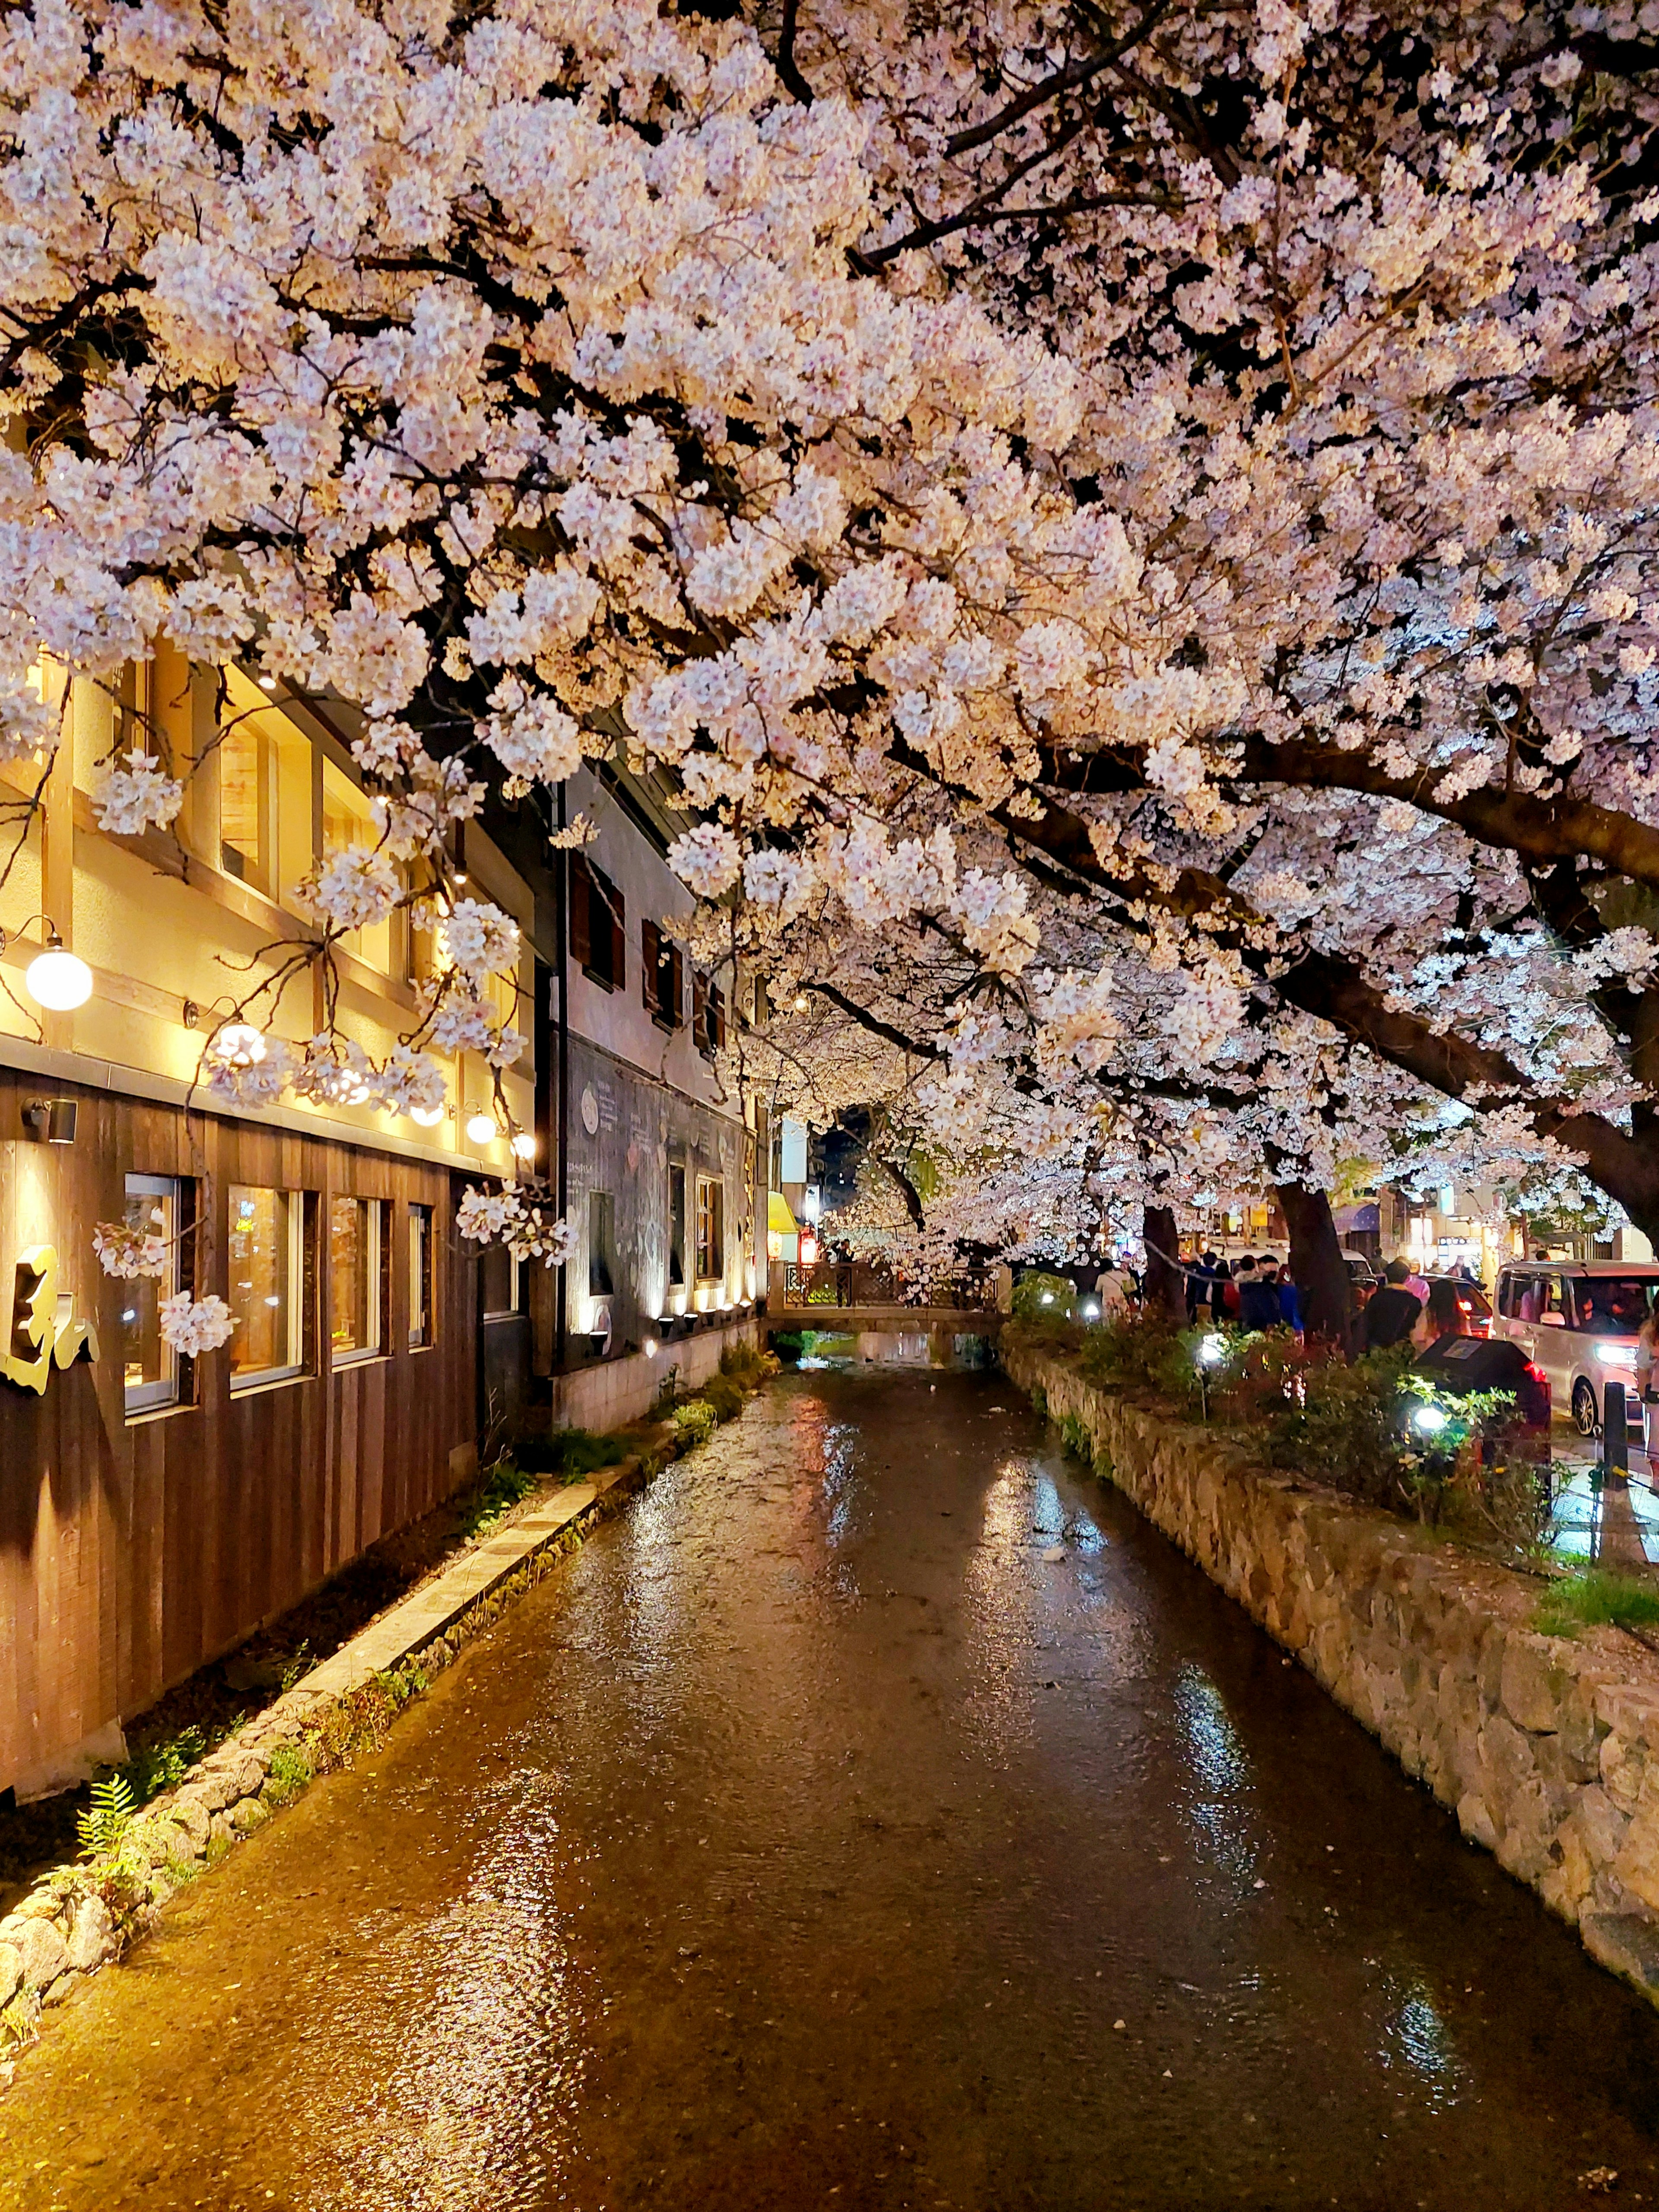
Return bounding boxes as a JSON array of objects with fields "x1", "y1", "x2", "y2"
[{"x1": 25, "y1": 934, "x2": 92, "y2": 1012}]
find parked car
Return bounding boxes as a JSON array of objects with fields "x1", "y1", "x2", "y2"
[
  {"x1": 1491, "y1": 1261, "x2": 1659, "y2": 1435},
  {"x1": 1412, "y1": 1332, "x2": 1552, "y2": 1436},
  {"x1": 1421, "y1": 1274, "x2": 1493, "y2": 1338}
]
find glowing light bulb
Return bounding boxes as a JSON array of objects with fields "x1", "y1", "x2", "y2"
[
  {"x1": 410, "y1": 1104, "x2": 445, "y2": 1128},
  {"x1": 466, "y1": 1110, "x2": 498, "y2": 1146},
  {"x1": 511, "y1": 1131, "x2": 537, "y2": 1160},
  {"x1": 25, "y1": 936, "x2": 92, "y2": 1011},
  {"x1": 213, "y1": 1022, "x2": 266, "y2": 1067}
]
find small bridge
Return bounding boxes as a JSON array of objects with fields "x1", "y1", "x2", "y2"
[{"x1": 766, "y1": 1262, "x2": 1006, "y2": 1338}]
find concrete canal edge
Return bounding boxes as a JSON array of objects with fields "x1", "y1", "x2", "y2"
[
  {"x1": 0, "y1": 1447, "x2": 662, "y2": 2059},
  {"x1": 1001, "y1": 1338, "x2": 1659, "y2": 2008}
]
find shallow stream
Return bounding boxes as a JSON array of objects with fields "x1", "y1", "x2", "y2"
[{"x1": 3, "y1": 1369, "x2": 1657, "y2": 2209}]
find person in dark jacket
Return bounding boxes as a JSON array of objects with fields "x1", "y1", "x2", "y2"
[
  {"x1": 1276, "y1": 1265, "x2": 1305, "y2": 1335},
  {"x1": 1237, "y1": 1260, "x2": 1284, "y2": 1333},
  {"x1": 1363, "y1": 1258, "x2": 1423, "y2": 1351}
]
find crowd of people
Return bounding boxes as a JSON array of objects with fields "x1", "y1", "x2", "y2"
[{"x1": 1182, "y1": 1252, "x2": 1304, "y2": 1334}]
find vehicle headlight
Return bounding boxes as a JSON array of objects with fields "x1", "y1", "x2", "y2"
[{"x1": 1594, "y1": 1345, "x2": 1636, "y2": 1367}]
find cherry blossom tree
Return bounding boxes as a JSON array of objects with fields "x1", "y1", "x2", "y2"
[{"x1": 6, "y1": 0, "x2": 1659, "y2": 1311}]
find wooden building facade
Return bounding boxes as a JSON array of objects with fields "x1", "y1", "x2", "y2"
[{"x1": 0, "y1": 1066, "x2": 477, "y2": 1800}]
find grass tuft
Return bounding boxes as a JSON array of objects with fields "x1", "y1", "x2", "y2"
[{"x1": 1536, "y1": 1568, "x2": 1659, "y2": 1638}]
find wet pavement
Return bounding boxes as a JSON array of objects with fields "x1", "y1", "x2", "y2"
[{"x1": 6, "y1": 1367, "x2": 1659, "y2": 2210}]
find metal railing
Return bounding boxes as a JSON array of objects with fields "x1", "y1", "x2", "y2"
[{"x1": 773, "y1": 1261, "x2": 998, "y2": 1311}]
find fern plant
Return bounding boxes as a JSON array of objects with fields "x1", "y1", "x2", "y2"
[{"x1": 77, "y1": 1773, "x2": 136, "y2": 1864}]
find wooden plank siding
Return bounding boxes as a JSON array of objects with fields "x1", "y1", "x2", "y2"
[{"x1": 0, "y1": 1068, "x2": 477, "y2": 1797}]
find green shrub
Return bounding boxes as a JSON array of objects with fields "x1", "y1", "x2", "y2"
[
  {"x1": 264, "y1": 1741, "x2": 315, "y2": 1806},
  {"x1": 1268, "y1": 1344, "x2": 1416, "y2": 1507},
  {"x1": 458, "y1": 1459, "x2": 539, "y2": 1538},
  {"x1": 1058, "y1": 1412, "x2": 1094, "y2": 1464},
  {"x1": 120, "y1": 1723, "x2": 207, "y2": 1805},
  {"x1": 698, "y1": 1373, "x2": 746, "y2": 1423},
  {"x1": 511, "y1": 1426, "x2": 626, "y2": 1482},
  {"x1": 719, "y1": 1339, "x2": 766, "y2": 1384},
  {"x1": 1536, "y1": 1569, "x2": 1659, "y2": 1638},
  {"x1": 1011, "y1": 1271, "x2": 1076, "y2": 1321},
  {"x1": 1076, "y1": 1313, "x2": 1208, "y2": 1411},
  {"x1": 770, "y1": 1331, "x2": 806, "y2": 1363},
  {"x1": 671, "y1": 1399, "x2": 716, "y2": 1449}
]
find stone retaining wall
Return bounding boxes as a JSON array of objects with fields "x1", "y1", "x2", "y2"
[{"x1": 1001, "y1": 1338, "x2": 1659, "y2": 2005}]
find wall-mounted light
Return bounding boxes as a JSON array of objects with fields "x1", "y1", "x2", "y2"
[
  {"x1": 213, "y1": 1022, "x2": 267, "y2": 1067},
  {"x1": 410, "y1": 1103, "x2": 445, "y2": 1129},
  {"x1": 23, "y1": 1097, "x2": 77, "y2": 1144},
  {"x1": 180, "y1": 998, "x2": 201, "y2": 1030},
  {"x1": 465, "y1": 1109, "x2": 498, "y2": 1146},
  {"x1": 3, "y1": 917, "x2": 94, "y2": 1012},
  {"x1": 511, "y1": 1131, "x2": 537, "y2": 1161}
]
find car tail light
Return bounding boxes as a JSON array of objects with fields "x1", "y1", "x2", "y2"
[{"x1": 1526, "y1": 1362, "x2": 1548, "y2": 1383}]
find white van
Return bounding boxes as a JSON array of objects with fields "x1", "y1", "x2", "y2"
[{"x1": 1492, "y1": 1262, "x2": 1659, "y2": 1435}]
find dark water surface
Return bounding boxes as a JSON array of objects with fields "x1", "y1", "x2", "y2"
[{"x1": 5, "y1": 1368, "x2": 1659, "y2": 2210}]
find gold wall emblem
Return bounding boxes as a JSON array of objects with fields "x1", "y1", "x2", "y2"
[{"x1": 4, "y1": 1246, "x2": 98, "y2": 1392}]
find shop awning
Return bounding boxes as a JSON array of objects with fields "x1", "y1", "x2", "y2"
[{"x1": 768, "y1": 1192, "x2": 799, "y2": 1236}]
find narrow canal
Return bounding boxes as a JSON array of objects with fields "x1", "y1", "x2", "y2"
[{"x1": 6, "y1": 1368, "x2": 1659, "y2": 2210}]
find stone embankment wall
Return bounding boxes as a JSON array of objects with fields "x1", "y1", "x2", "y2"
[{"x1": 1002, "y1": 1339, "x2": 1659, "y2": 2005}]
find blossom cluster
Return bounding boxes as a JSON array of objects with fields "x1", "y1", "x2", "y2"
[
  {"x1": 457, "y1": 1185, "x2": 577, "y2": 1268},
  {"x1": 156, "y1": 1293, "x2": 235, "y2": 1356}
]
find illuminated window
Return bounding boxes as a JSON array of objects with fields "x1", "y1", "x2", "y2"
[
  {"x1": 322, "y1": 759, "x2": 392, "y2": 971},
  {"x1": 219, "y1": 720, "x2": 272, "y2": 890},
  {"x1": 330, "y1": 1195, "x2": 386, "y2": 1361},
  {"x1": 408, "y1": 1203, "x2": 434, "y2": 1349},
  {"x1": 122, "y1": 1174, "x2": 181, "y2": 1415},
  {"x1": 696, "y1": 1176, "x2": 724, "y2": 1283},
  {"x1": 217, "y1": 671, "x2": 311, "y2": 903},
  {"x1": 228, "y1": 1185, "x2": 307, "y2": 1387}
]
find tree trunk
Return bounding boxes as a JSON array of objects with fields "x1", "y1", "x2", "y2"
[
  {"x1": 1141, "y1": 1203, "x2": 1186, "y2": 1324},
  {"x1": 1276, "y1": 1181, "x2": 1354, "y2": 1356}
]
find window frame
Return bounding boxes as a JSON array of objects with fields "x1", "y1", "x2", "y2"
[
  {"x1": 408, "y1": 1201, "x2": 435, "y2": 1350},
  {"x1": 227, "y1": 1184, "x2": 312, "y2": 1393},
  {"x1": 695, "y1": 1174, "x2": 724, "y2": 1285},
  {"x1": 121, "y1": 1173, "x2": 184, "y2": 1417},
  {"x1": 588, "y1": 1190, "x2": 616, "y2": 1297},
  {"x1": 217, "y1": 721, "x2": 274, "y2": 894},
  {"x1": 571, "y1": 853, "x2": 626, "y2": 992},
  {"x1": 642, "y1": 919, "x2": 683, "y2": 1030},
  {"x1": 329, "y1": 1194, "x2": 389, "y2": 1366},
  {"x1": 480, "y1": 1240, "x2": 524, "y2": 1321},
  {"x1": 692, "y1": 974, "x2": 727, "y2": 1059},
  {"x1": 668, "y1": 1163, "x2": 687, "y2": 1289}
]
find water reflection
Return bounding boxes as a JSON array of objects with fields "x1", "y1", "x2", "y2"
[
  {"x1": 1378, "y1": 1974, "x2": 1464, "y2": 2112},
  {"x1": 1171, "y1": 1664, "x2": 1260, "y2": 1884}
]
